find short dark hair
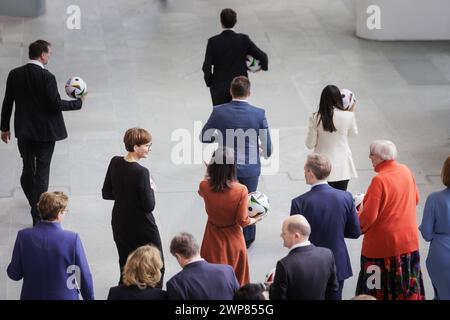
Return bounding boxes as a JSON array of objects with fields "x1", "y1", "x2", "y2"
[
  {"x1": 29, "y1": 40, "x2": 51, "y2": 60},
  {"x1": 220, "y1": 8, "x2": 237, "y2": 28},
  {"x1": 234, "y1": 283, "x2": 267, "y2": 300},
  {"x1": 230, "y1": 76, "x2": 250, "y2": 98},
  {"x1": 207, "y1": 147, "x2": 237, "y2": 192},
  {"x1": 37, "y1": 191, "x2": 68, "y2": 221},
  {"x1": 170, "y1": 232, "x2": 199, "y2": 259},
  {"x1": 123, "y1": 128, "x2": 152, "y2": 152},
  {"x1": 442, "y1": 156, "x2": 450, "y2": 187}
]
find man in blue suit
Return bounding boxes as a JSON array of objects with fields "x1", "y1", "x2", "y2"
[
  {"x1": 290, "y1": 153, "x2": 361, "y2": 300},
  {"x1": 201, "y1": 76, "x2": 272, "y2": 248},
  {"x1": 7, "y1": 191, "x2": 94, "y2": 300},
  {"x1": 167, "y1": 232, "x2": 239, "y2": 300}
]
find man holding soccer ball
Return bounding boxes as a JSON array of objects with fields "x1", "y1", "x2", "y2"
[{"x1": 0, "y1": 39, "x2": 87, "y2": 226}]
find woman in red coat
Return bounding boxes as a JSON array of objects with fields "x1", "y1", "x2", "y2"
[
  {"x1": 199, "y1": 147, "x2": 260, "y2": 285},
  {"x1": 355, "y1": 140, "x2": 425, "y2": 300}
]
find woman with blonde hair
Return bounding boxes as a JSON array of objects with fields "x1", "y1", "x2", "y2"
[{"x1": 108, "y1": 245, "x2": 167, "y2": 300}]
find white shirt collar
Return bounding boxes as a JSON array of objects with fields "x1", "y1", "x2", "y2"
[
  {"x1": 184, "y1": 257, "x2": 204, "y2": 267},
  {"x1": 28, "y1": 60, "x2": 44, "y2": 69},
  {"x1": 232, "y1": 98, "x2": 248, "y2": 103},
  {"x1": 289, "y1": 240, "x2": 311, "y2": 252},
  {"x1": 311, "y1": 180, "x2": 328, "y2": 188}
]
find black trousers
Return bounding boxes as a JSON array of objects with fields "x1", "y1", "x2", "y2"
[
  {"x1": 210, "y1": 87, "x2": 231, "y2": 106},
  {"x1": 328, "y1": 180, "x2": 349, "y2": 192},
  {"x1": 115, "y1": 238, "x2": 165, "y2": 288},
  {"x1": 238, "y1": 175, "x2": 259, "y2": 248},
  {"x1": 17, "y1": 139, "x2": 55, "y2": 225}
]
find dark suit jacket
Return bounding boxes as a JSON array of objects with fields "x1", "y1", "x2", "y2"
[
  {"x1": 167, "y1": 260, "x2": 240, "y2": 300},
  {"x1": 1, "y1": 63, "x2": 82, "y2": 141},
  {"x1": 200, "y1": 100, "x2": 272, "y2": 178},
  {"x1": 7, "y1": 222, "x2": 94, "y2": 300},
  {"x1": 290, "y1": 184, "x2": 361, "y2": 281},
  {"x1": 107, "y1": 285, "x2": 167, "y2": 300},
  {"x1": 269, "y1": 245, "x2": 338, "y2": 300},
  {"x1": 202, "y1": 30, "x2": 268, "y2": 90}
]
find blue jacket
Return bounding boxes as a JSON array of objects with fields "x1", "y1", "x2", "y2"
[
  {"x1": 201, "y1": 100, "x2": 272, "y2": 178},
  {"x1": 167, "y1": 260, "x2": 239, "y2": 300},
  {"x1": 7, "y1": 222, "x2": 94, "y2": 300},
  {"x1": 290, "y1": 184, "x2": 361, "y2": 281}
]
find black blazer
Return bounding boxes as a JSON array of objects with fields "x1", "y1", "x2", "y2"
[
  {"x1": 202, "y1": 30, "x2": 268, "y2": 90},
  {"x1": 1, "y1": 63, "x2": 82, "y2": 141},
  {"x1": 107, "y1": 285, "x2": 167, "y2": 300},
  {"x1": 269, "y1": 244, "x2": 339, "y2": 300},
  {"x1": 167, "y1": 260, "x2": 240, "y2": 300}
]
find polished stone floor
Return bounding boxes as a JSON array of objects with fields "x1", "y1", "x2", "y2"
[{"x1": 0, "y1": 0, "x2": 449, "y2": 300}]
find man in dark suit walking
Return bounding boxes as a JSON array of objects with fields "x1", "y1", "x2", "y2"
[
  {"x1": 290, "y1": 153, "x2": 361, "y2": 300},
  {"x1": 1, "y1": 40, "x2": 86, "y2": 226},
  {"x1": 167, "y1": 232, "x2": 240, "y2": 300},
  {"x1": 202, "y1": 8, "x2": 268, "y2": 106},
  {"x1": 269, "y1": 215, "x2": 339, "y2": 300},
  {"x1": 201, "y1": 76, "x2": 272, "y2": 248}
]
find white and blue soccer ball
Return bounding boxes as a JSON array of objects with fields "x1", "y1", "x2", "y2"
[
  {"x1": 248, "y1": 191, "x2": 269, "y2": 218},
  {"x1": 65, "y1": 76, "x2": 87, "y2": 99},
  {"x1": 245, "y1": 55, "x2": 261, "y2": 73},
  {"x1": 341, "y1": 88, "x2": 356, "y2": 110}
]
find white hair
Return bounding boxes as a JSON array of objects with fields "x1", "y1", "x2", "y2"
[{"x1": 370, "y1": 140, "x2": 397, "y2": 160}]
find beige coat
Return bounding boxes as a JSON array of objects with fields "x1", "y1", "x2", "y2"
[{"x1": 305, "y1": 109, "x2": 358, "y2": 181}]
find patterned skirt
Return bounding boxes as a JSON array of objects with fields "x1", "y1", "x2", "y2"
[{"x1": 355, "y1": 251, "x2": 426, "y2": 300}]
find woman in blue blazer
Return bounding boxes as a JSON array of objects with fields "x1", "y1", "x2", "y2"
[
  {"x1": 7, "y1": 192, "x2": 94, "y2": 300},
  {"x1": 420, "y1": 156, "x2": 450, "y2": 300}
]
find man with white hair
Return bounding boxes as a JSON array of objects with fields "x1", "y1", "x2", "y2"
[
  {"x1": 269, "y1": 215, "x2": 338, "y2": 300},
  {"x1": 290, "y1": 153, "x2": 360, "y2": 300}
]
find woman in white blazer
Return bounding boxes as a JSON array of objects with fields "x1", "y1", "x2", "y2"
[{"x1": 305, "y1": 85, "x2": 358, "y2": 191}]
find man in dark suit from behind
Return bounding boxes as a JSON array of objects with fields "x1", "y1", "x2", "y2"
[
  {"x1": 166, "y1": 232, "x2": 240, "y2": 300},
  {"x1": 290, "y1": 153, "x2": 361, "y2": 300},
  {"x1": 1, "y1": 40, "x2": 86, "y2": 226},
  {"x1": 202, "y1": 8, "x2": 268, "y2": 106},
  {"x1": 269, "y1": 215, "x2": 339, "y2": 300}
]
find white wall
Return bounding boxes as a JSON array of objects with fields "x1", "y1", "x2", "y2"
[{"x1": 356, "y1": 0, "x2": 450, "y2": 40}]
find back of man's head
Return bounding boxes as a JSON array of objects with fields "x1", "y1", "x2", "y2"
[
  {"x1": 230, "y1": 76, "x2": 250, "y2": 98},
  {"x1": 305, "y1": 153, "x2": 331, "y2": 180},
  {"x1": 29, "y1": 40, "x2": 51, "y2": 60},
  {"x1": 220, "y1": 8, "x2": 237, "y2": 29},
  {"x1": 286, "y1": 215, "x2": 311, "y2": 240},
  {"x1": 170, "y1": 232, "x2": 199, "y2": 259}
]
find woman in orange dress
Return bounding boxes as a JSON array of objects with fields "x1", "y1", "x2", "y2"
[{"x1": 199, "y1": 147, "x2": 260, "y2": 286}]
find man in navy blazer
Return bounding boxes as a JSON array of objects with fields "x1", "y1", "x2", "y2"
[
  {"x1": 7, "y1": 192, "x2": 94, "y2": 300},
  {"x1": 202, "y1": 8, "x2": 268, "y2": 106},
  {"x1": 201, "y1": 76, "x2": 272, "y2": 247},
  {"x1": 167, "y1": 232, "x2": 239, "y2": 300},
  {"x1": 290, "y1": 153, "x2": 361, "y2": 300},
  {"x1": 269, "y1": 215, "x2": 338, "y2": 300}
]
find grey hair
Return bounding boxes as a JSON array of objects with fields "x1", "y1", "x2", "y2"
[
  {"x1": 370, "y1": 140, "x2": 398, "y2": 160},
  {"x1": 305, "y1": 153, "x2": 332, "y2": 180},
  {"x1": 170, "y1": 232, "x2": 199, "y2": 258},
  {"x1": 286, "y1": 215, "x2": 311, "y2": 238}
]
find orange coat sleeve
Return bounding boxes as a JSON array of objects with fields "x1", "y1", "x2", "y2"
[
  {"x1": 358, "y1": 176, "x2": 384, "y2": 234},
  {"x1": 236, "y1": 185, "x2": 251, "y2": 228}
]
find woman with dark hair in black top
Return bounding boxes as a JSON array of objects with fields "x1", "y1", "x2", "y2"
[{"x1": 102, "y1": 127, "x2": 164, "y2": 286}]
